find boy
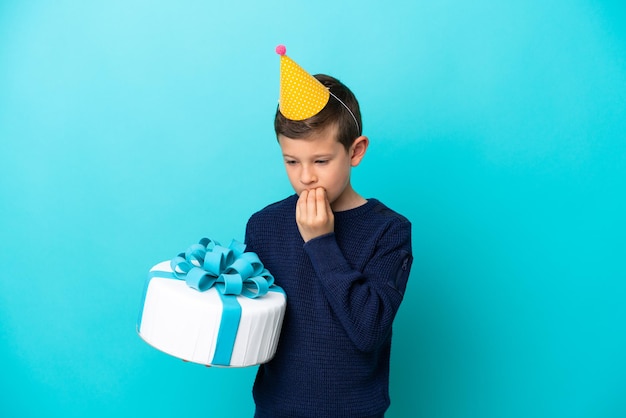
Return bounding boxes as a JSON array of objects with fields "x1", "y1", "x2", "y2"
[{"x1": 244, "y1": 47, "x2": 413, "y2": 417}]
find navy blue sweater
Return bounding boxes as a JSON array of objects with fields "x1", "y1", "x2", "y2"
[{"x1": 245, "y1": 195, "x2": 413, "y2": 418}]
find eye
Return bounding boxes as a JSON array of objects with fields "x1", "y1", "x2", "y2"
[
  {"x1": 315, "y1": 160, "x2": 329, "y2": 165},
  {"x1": 284, "y1": 160, "x2": 298, "y2": 166}
]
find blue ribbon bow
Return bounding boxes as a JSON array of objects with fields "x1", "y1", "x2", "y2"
[{"x1": 170, "y1": 237, "x2": 275, "y2": 299}]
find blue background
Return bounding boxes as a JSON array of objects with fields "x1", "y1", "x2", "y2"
[{"x1": 1, "y1": 1, "x2": 625, "y2": 417}]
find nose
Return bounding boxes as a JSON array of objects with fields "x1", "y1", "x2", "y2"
[{"x1": 300, "y1": 165, "x2": 317, "y2": 185}]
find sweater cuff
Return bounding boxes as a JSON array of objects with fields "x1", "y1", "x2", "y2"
[{"x1": 303, "y1": 232, "x2": 350, "y2": 275}]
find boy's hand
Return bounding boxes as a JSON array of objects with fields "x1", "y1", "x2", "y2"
[{"x1": 296, "y1": 187, "x2": 334, "y2": 243}]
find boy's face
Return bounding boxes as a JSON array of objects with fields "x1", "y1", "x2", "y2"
[{"x1": 278, "y1": 124, "x2": 367, "y2": 211}]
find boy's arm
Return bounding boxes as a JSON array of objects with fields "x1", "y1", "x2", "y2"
[{"x1": 303, "y1": 220, "x2": 413, "y2": 352}]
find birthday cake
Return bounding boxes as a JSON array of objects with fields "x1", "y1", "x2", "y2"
[{"x1": 137, "y1": 238, "x2": 286, "y2": 367}]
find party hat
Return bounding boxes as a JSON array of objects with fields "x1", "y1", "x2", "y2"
[{"x1": 276, "y1": 45, "x2": 330, "y2": 121}]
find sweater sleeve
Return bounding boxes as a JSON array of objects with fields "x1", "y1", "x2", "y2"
[{"x1": 303, "y1": 219, "x2": 413, "y2": 352}]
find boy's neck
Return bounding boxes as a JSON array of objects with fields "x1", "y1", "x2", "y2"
[{"x1": 330, "y1": 186, "x2": 367, "y2": 212}]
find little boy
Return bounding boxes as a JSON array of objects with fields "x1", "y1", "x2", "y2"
[{"x1": 244, "y1": 47, "x2": 413, "y2": 418}]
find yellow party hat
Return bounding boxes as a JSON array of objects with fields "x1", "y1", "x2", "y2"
[{"x1": 276, "y1": 45, "x2": 330, "y2": 121}]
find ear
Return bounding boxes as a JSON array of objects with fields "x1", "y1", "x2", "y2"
[{"x1": 350, "y1": 136, "x2": 369, "y2": 167}]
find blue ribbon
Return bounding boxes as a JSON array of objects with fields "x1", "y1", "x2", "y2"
[
  {"x1": 147, "y1": 237, "x2": 280, "y2": 366},
  {"x1": 170, "y1": 237, "x2": 275, "y2": 299}
]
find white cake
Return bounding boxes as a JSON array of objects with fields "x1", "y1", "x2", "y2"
[{"x1": 138, "y1": 260, "x2": 286, "y2": 367}]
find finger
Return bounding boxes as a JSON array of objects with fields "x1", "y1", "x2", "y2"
[
  {"x1": 324, "y1": 191, "x2": 333, "y2": 213},
  {"x1": 307, "y1": 188, "x2": 317, "y2": 219},
  {"x1": 296, "y1": 189, "x2": 308, "y2": 222},
  {"x1": 315, "y1": 188, "x2": 328, "y2": 219}
]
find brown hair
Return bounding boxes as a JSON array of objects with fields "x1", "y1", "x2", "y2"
[{"x1": 274, "y1": 74, "x2": 362, "y2": 151}]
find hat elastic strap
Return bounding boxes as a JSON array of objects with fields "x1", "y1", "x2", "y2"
[{"x1": 328, "y1": 90, "x2": 360, "y2": 133}]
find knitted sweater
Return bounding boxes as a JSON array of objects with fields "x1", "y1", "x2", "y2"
[{"x1": 245, "y1": 194, "x2": 413, "y2": 418}]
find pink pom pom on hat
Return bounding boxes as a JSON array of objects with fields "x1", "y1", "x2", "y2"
[
  {"x1": 275, "y1": 44, "x2": 330, "y2": 121},
  {"x1": 275, "y1": 44, "x2": 287, "y2": 56}
]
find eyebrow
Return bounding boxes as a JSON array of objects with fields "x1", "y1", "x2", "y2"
[{"x1": 282, "y1": 153, "x2": 334, "y2": 159}]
